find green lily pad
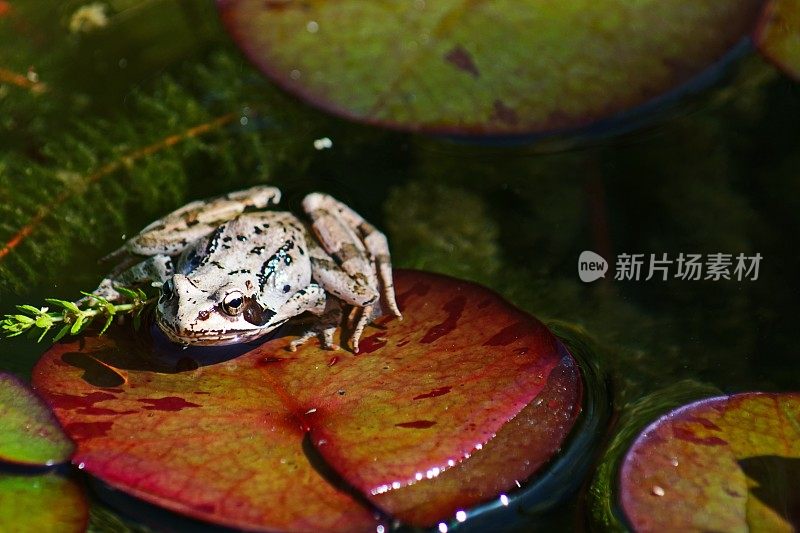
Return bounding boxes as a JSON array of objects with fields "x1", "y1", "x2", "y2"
[
  {"x1": 217, "y1": 0, "x2": 763, "y2": 135},
  {"x1": 0, "y1": 473, "x2": 88, "y2": 533},
  {"x1": 32, "y1": 270, "x2": 583, "y2": 531},
  {"x1": 0, "y1": 373, "x2": 74, "y2": 467},
  {"x1": 620, "y1": 393, "x2": 800, "y2": 532},
  {"x1": 756, "y1": 0, "x2": 800, "y2": 80}
]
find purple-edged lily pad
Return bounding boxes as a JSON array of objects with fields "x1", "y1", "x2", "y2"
[
  {"x1": 218, "y1": 0, "x2": 763, "y2": 136},
  {"x1": 620, "y1": 393, "x2": 800, "y2": 532},
  {"x1": 0, "y1": 373, "x2": 73, "y2": 467}
]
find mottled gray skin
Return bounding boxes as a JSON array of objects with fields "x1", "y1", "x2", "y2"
[{"x1": 91, "y1": 186, "x2": 401, "y2": 352}]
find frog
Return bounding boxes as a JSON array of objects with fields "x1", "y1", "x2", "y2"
[{"x1": 89, "y1": 186, "x2": 402, "y2": 352}]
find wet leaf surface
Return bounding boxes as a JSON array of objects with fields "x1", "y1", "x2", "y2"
[
  {"x1": 620, "y1": 393, "x2": 800, "y2": 532},
  {"x1": 32, "y1": 270, "x2": 582, "y2": 531},
  {"x1": 0, "y1": 373, "x2": 74, "y2": 466},
  {"x1": 218, "y1": 0, "x2": 763, "y2": 136},
  {"x1": 0, "y1": 473, "x2": 88, "y2": 533},
  {"x1": 373, "y1": 349, "x2": 581, "y2": 526},
  {"x1": 756, "y1": 0, "x2": 800, "y2": 80}
]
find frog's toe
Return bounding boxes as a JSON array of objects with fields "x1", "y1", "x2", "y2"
[
  {"x1": 349, "y1": 305, "x2": 372, "y2": 353},
  {"x1": 288, "y1": 330, "x2": 315, "y2": 351},
  {"x1": 319, "y1": 326, "x2": 339, "y2": 351}
]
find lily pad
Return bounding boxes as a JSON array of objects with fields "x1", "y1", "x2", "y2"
[
  {"x1": 217, "y1": 0, "x2": 763, "y2": 136},
  {"x1": 373, "y1": 349, "x2": 581, "y2": 526},
  {"x1": 0, "y1": 473, "x2": 88, "y2": 533},
  {"x1": 0, "y1": 373, "x2": 74, "y2": 467},
  {"x1": 32, "y1": 270, "x2": 583, "y2": 531},
  {"x1": 620, "y1": 393, "x2": 800, "y2": 532},
  {"x1": 756, "y1": 0, "x2": 800, "y2": 80}
]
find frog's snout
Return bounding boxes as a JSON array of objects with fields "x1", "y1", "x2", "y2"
[
  {"x1": 172, "y1": 273, "x2": 200, "y2": 301},
  {"x1": 158, "y1": 275, "x2": 201, "y2": 329}
]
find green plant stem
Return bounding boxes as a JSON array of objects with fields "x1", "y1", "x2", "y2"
[{"x1": 1, "y1": 288, "x2": 155, "y2": 342}]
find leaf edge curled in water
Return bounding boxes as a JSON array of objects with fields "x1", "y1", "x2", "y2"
[
  {"x1": 369, "y1": 344, "x2": 583, "y2": 527},
  {"x1": 587, "y1": 379, "x2": 723, "y2": 532},
  {"x1": 0, "y1": 372, "x2": 74, "y2": 467},
  {"x1": 425, "y1": 322, "x2": 612, "y2": 532}
]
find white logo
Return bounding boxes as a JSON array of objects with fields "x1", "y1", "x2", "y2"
[{"x1": 578, "y1": 251, "x2": 608, "y2": 283}]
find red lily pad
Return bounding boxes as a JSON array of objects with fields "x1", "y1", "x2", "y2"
[
  {"x1": 217, "y1": 0, "x2": 763, "y2": 136},
  {"x1": 32, "y1": 270, "x2": 582, "y2": 531},
  {"x1": 373, "y1": 350, "x2": 581, "y2": 526},
  {"x1": 0, "y1": 373, "x2": 73, "y2": 467},
  {"x1": 756, "y1": 0, "x2": 800, "y2": 80},
  {"x1": 0, "y1": 473, "x2": 88, "y2": 533},
  {"x1": 620, "y1": 393, "x2": 800, "y2": 532}
]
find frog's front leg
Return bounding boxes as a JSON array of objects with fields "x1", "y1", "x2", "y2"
[
  {"x1": 87, "y1": 254, "x2": 173, "y2": 303},
  {"x1": 287, "y1": 298, "x2": 343, "y2": 352},
  {"x1": 269, "y1": 284, "x2": 342, "y2": 351}
]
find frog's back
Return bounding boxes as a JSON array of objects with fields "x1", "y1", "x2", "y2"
[{"x1": 183, "y1": 212, "x2": 312, "y2": 308}]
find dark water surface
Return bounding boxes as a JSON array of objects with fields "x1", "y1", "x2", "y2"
[{"x1": 1, "y1": 2, "x2": 799, "y2": 532}]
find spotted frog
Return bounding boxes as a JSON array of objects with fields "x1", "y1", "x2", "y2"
[{"x1": 91, "y1": 186, "x2": 401, "y2": 352}]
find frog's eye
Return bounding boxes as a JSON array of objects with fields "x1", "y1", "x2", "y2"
[{"x1": 221, "y1": 291, "x2": 245, "y2": 316}]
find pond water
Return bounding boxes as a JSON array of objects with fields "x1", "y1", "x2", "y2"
[{"x1": 1, "y1": 1, "x2": 799, "y2": 532}]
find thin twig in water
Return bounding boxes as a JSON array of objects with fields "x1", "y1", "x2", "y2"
[{"x1": 0, "y1": 112, "x2": 237, "y2": 262}]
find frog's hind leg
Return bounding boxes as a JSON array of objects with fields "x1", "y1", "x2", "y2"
[
  {"x1": 305, "y1": 235, "x2": 380, "y2": 352},
  {"x1": 225, "y1": 185, "x2": 281, "y2": 208},
  {"x1": 106, "y1": 186, "x2": 282, "y2": 260},
  {"x1": 302, "y1": 192, "x2": 401, "y2": 320},
  {"x1": 306, "y1": 237, "x2": 379, "y2": 307}
]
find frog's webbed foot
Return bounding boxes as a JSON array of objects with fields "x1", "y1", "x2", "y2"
[
  {"x1": 288, "y1": 327, "x2": 339, "y2": 352},
  {"x1": 346, "y1": 304, "x2": 386, "y2": 353}
]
